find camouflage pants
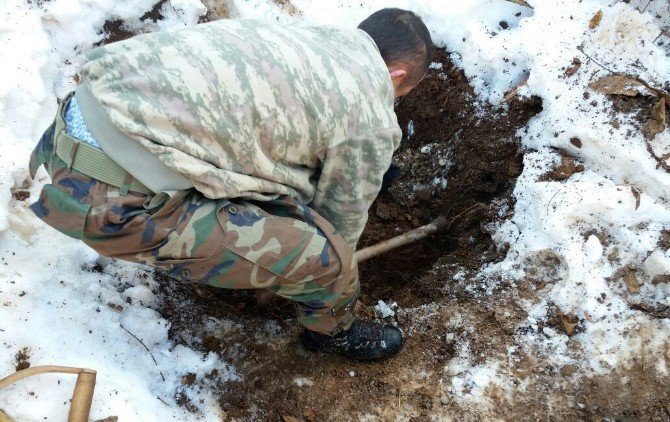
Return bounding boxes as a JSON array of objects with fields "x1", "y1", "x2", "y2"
[{"x1": 29, "y1": 102, "x2": 359, "y2": 335}]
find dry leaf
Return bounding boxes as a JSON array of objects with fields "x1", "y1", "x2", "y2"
[
  {"x1": 627, "y1": 77, "x2": 670, "y2": 103},
  {"x1": 651, "y1": 274, "x2": 670, "y2": 285},
  {"x1": 631, "y1": 186, "x2": 641, "y2": 210},
  {"x1": 542, "y1": 154, "x2": 584, "y2": 180},
  {"x1": 622, "y1": 266, "x2": 640, "y2": 294},
  {"x1": 642, "y1": 98, "x2": 666, "y2": 140},
  {"x1": 589, "y1": 10, "x2": 603, "y2": 29},
  {"x1": 558, "y1": 309, "x2": 579, "y2": 336},
  {"x1": 502, "y1": 73, "x2": 530, "y2": 102},
  {"x1": 589, "y1": 75, "x2": 647, "y2": 96},
  {"x1": 282, "y1": 416, "x2": 300, "y2": 422},
  {"x1": 564, "y1": 57, "x2": 581, "y2": 77},
  {"x1": 201, "y1": 0, "x2": 230, "y2": 19},
  {"x1": 272, "y1": 0, "x2": 301, "y2": 16},
  {"x1": 505, "y1": 0, "x2": 533, "y2": 8}
]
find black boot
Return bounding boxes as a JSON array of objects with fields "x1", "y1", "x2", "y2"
[{"x1": 300, "y1": 320, "x2": 404, "y2": 360}]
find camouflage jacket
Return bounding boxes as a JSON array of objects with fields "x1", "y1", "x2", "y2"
[{"x1": 76, "y1": 19, "x2": 402, "y2": 247}]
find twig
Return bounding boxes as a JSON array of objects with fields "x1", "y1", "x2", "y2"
[
  {"x1": 576, "y1": 46, "x2": 616, "y2": 73},
  {"x1": 442, "y1": 187, "x2": 475, "y2": 218},
  {"x1": 120, "y1": 324, "x2": 166, "y2": 381},
  {"x1": 653, "y1": 30, "x2": 668, "y2": 44},
  {"x1": 631, "y1": 76, "x2": 670, "y2": 102},
  {"x1": 157, "y1": 396, "x2": 170, "y2": 406},
  {"x1": 446, "y1": 203, "x2": 486, "y2": 230},
  {"x1": 546, "y1": 189, "x2": 562, "y2": 216},
  {"x1": 646, "y1": 141, "x2": 670, "y2": 173},
  {"x1": 641, "y1": 0, "x2": 654, "y2": 13},
  {"x1": 379, "y1": 269, "x2": 410, "y2": 283}
]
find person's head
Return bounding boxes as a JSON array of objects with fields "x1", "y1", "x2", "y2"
[{"x1": 358, "y1": 8, "x2": 433, "y2": 98}]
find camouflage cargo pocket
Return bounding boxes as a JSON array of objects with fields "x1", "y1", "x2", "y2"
[
  {"x1": 30, "y1": 184, "x2": 91, "y2": 240},
  {"x1": 215, "y1": 200, "x2": 328, "y2": 282},
  {"x1": 146, "y1": 192, "x2": 226, "y2": 282}
]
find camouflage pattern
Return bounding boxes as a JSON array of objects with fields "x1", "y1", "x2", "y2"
[
  {"x1": 78, "y1": 19, "x2": 402, "y2": 247},
  {"x1": 30, "y1": 104, "x2": 359, "y2": 335}
]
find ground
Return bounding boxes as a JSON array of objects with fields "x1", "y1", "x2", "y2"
[
  {"x1": 147, "y1": 49, "x2": 670, "y2": 421},
  {"x1": 5, "y1": 3, "x2": 667, "y2": 421}
]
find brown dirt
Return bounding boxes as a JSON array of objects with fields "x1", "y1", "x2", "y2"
[
  {"x1": 358, "y1": 48, "x2": 537, "y2": 310},
  {"x1": 11, "y1": 190, "x2": 30, "y2": 201},
  {"x1": 14, "y1": 347, "x2": 30, "y2": 371},
  {"x1": 92, "y1": 10, "x2": 670, "y2": 421}
]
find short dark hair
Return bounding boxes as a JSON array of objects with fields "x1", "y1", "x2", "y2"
[{"x1": 358, "y1": 8, "x2": 433, "y2": 87}]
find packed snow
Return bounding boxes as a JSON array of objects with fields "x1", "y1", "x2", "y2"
[{"x1": 1, "y1": 0, "x2": 668, "y2": 419}]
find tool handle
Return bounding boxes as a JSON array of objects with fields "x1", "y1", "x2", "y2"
[
  {"x1": 354, "y1": 215, "x2": 447, "y2": 263},
  {"x1": 0, "y1": 366, "x2": 96, "y2": 422}
]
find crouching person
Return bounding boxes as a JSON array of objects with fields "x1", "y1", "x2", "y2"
[{"x1": 29, "y1": 8, "x2": 432, "y2": 360}]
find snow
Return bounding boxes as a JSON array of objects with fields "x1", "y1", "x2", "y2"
[
  {"x1": 293, "y1": 377, "x2": 314, "y2": 387},
  {"x1": 1, "y1": 0, "x2": 669, "y2": 419},
  {"x1": 375, "y1": 300, "x2": 398, "y2": 318},
  {"x1": 0, "y1": 0, "x2": 236, "y2": 420},
  {"x1": 407, "y1": 120, "x2": 415, "y2": 138}
]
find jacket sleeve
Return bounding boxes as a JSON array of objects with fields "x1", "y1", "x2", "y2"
[{"x1": 311, "y1": 127, "x2": 402, "y2": 249}]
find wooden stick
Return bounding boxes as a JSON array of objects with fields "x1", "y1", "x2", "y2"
[
  {"x1": 69, "y1": 370, "x2": 97, "y2": 422},
  {"x1": 354, "y1": 215, "x2": 448, "y2": 263},
  {"x1": 0, "y1": 410, "x2": 13, "y2": 422},
  {"x1": 0, "y1": 366, "x2": 97, "y2": 422},
  {"x1": 0, "y1": 366, "x2": 86, "y2": 389}
]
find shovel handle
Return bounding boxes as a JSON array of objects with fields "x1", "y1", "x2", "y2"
[{"x1": 354, "y1": 215, "x2": 447, "y2": 263}]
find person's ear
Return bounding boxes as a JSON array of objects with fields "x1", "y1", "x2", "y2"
[
  {"x1": 389, "y1": 68, "x2": 407, "y2": 83},
  {"x1": 388, "y1": 64, "x2": 414, "y2": 97},
  {"x1": 389, "y1": 69, "x2": 407, "y2": 79}
]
